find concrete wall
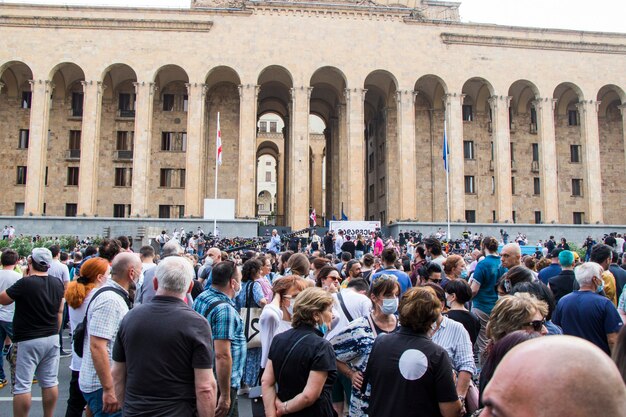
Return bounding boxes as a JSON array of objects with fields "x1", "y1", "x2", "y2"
[
  {"x1": 0, "y1": 216, "x2": 259, "y2": 242},
  {"x1": 388, "y1": 222, "x2": 626, "y2": 246}
]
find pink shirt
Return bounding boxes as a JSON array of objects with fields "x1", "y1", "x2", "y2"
[
  {"x1": 374, "y1": 238, "x2": 384, "y2": 257},
  {"x1": 256, "y1": 277, "x2": 273, "y2": 302}
]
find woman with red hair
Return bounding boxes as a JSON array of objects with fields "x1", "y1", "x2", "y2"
[{"x1": 64, "y1": 257, "x2": 109, "y2": 417}]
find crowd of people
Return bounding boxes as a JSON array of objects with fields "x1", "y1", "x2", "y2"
[{"x1": 0, "y1": 228, "x2": 625, "y2": 417}]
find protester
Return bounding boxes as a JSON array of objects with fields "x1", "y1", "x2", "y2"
[
  {"x1": 426, "y1": 284, "x2": 475, "y2": 412},
  {"x1": 112, "y1": 256, "x2": 217, "y2": 417},
  {"x1": 363, "y1": 287, "x2": 462, "y2": 417},
  {"x1": 486, "y1": 293, "x2": 548, "y2": 348},
  {"x1": 481, "y1": 336, "x2": 626, "y2": 417},
  {"x1": 0, "y1": 248, "x2": 65, "y2": 417},
  {"x1": 370, "y1": 248, "x2": 412, "y2": 295},
  {"x1": 553, "y1": 262, "x2": 623, "y2": 355},
  {"x1": 64, "y1": 257, "x2": 109, "y2": 417},
  {"x1": 261, "y1": 287, "x2": 337, "y2": 417},
  {"x1": 548, "y1": 249, "x2": 576, "y2": 303},
  {"x1": 329, "y1": 274, "x2": 400, "y2": 417},
  {"x1": 193, "y1": 260, "x2": 245, "y2": 417},
  {"x1": 0, "y1": 249, "x2": 20, "y2": 390},
  {"x1": 79, "y1": 252, "x2": 139, "y2": 417},
  {"x1": 470, "y1": 236, "x2": 505, "y2": 359},
  {"x1": 444, "y1": 279, "x2": 481, "y2": 347},
  {"x1": 259, "y1": 276, "x2": 310, "y2": 370},
  {"x1": 510, "y1": 281, "x2": 562, "y2": 335}
]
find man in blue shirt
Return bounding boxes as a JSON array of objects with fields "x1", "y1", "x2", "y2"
[
  {"x1": 469, "y1": 236, "x2": 505, "y2": 360},
  {"x1": 553, "y1": 262, "x2": 623, "y2": 355},
  {"x1": 538, "y1": 249, "x2": 563, "y2": 284},
  {"x1": 194, "y1": 261, "x2": 246, "y2": 417},
  {"x1": 370, "y1": 248, "x2": 412, "y2": 295}
]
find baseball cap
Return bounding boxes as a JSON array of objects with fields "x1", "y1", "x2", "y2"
[{"x1": 31, "y1": 247, "x2": 53, "y2": 269}]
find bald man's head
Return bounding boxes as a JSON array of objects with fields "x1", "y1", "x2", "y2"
[
  {"x1": 500, "y1": 243, "x2": 522, "y2": 269},
  {"x1": 481, "y1": 336, "x2": 626, "y2": 417}
]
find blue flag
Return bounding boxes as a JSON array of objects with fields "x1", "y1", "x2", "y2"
[
  {"x1": 443, "y1": 121, "x2": 449, "y2": 172},
  {"x1": 341, "y1": 209, "x2": 348, "y2": 221},
  {"x1": 332, "y1": 214, "x2": 337, "y2": 221}
]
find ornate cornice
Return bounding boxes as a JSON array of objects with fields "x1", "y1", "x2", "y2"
[
  {"x1": 440, "y1": 33, "x2": 626, "y2": 55},
  {"x1": 0, "y1": 16, "x2": 214, "y2": 32}
]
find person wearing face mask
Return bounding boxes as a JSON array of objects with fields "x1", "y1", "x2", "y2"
[
  {"x1": 553, "y1": 262, "x2": 623, "y2": 355},
  {"x1": 259, "y1": 276, "x2": 310, "y2": 373},
  {"x1": 444, "y1": 280, "x2": 481, "y2": 347},
  {"x1": 317, "y1": 265, "x2": 370, "y2": 416},
  {"x1": 77, "y1": 252, "x2": 138, "y2": 417},
  {"x1": 362, "y1": 287, "x2": 462, "y2": 417},
  {"x1": 329, "y1": 275, "x2": 400, "y2": 417},
  {"x1": 261, "y1": 287, "x2": 337, "y2": 417},
  {"x1": 193, "y1": 260, "x2": 246, "y2": 417},
  {"x1": 64, "y1": 257, "x2": 110, "y2": 417},
  {"x1": 424, "y1": 284, "x2": 475, "y2": 413}
]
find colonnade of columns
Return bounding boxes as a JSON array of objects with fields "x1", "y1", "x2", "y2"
[{"x1": 16, "y1": 79, "x2": 620, "y2": 228}]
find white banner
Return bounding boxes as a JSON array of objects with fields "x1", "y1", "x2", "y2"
[{"x1": 328, "y1": 221, "x2": 381, "y2": 239}]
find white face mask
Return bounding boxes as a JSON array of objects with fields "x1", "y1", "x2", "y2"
[
  {"x1": 381, "y1": 298, "x2": 399, "y2": 315},
  {"x1": 233, "y1": 281, "x2": 242, "y2": 298}
]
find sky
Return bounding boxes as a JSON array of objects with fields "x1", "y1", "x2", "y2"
[{"x1": 2, "y1": 0, "x2": 625, "y2": 33}]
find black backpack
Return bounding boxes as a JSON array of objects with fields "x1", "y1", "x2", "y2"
[{"x1": 72, "y1": 286, "x2": 131, "y2": 358}]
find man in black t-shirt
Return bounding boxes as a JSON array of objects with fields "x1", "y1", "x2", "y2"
[
  {"x1": 112, "y1": 256, "x2": 216, "y2": 417},
  {"x1": 0, "y1": 248, "x2": 64, "y2": 417}
]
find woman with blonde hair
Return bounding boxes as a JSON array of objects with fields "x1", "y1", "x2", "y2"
[
  {"x1": 64, "y1": 257, "x2": 109, "y2": 417},
  {"x1": 486, "y1": 292, "x2": 549, "y2": 345},
  {"x1": 262, "y1": 287, "x2": 337, "y2": 417}
]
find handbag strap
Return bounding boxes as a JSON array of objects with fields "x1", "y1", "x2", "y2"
[
  {"x1": 367, "y1": 314, "x2": 378, "y2": 338},
  {"x1": 277, "y1": 333, "x2": 311, "y2": 383},
  {"x1": 81, "y1": 286, "x2": 131, "y2": 330},
  {"x1": 337, "y1": 292, "x2": 354, "y2": 322}
]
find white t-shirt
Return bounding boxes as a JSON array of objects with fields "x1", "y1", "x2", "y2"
[
  {"x1": 259, "y1": 304, "x2": 292, "y2": 368},
  {"x1": 68, "y1": 288, "x2": 96, "y2": 371},
  {"x1": 0, "y1": 269, "x2": 21, "y2": 322},
  {"x1": 48, "y1": 260, "x2": 70, "y2": 286},
  {"x1": 326, "y1": 288, "x2": 372, "y2": 340}
]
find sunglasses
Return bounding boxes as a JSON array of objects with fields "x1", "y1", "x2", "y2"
[
  {"x1": 373, "y1": 274, "x2": 398, "y2": 284},
  {"x1": 327, "y1": 275, "x2": 341, "y2": 282},
  {"x1": 522, "y1": 319, "x2": 546, "y2": 332},
  {"x1": 429, "y1": 278, "x2": 442, "y2": 284}
]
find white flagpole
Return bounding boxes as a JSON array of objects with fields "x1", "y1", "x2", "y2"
[
  {"x1": 445, "y1": 114, "x2": 451, "y2": 241},
  {"x1": 214, "y1": 112, "x2": 220, "y2": 237}
]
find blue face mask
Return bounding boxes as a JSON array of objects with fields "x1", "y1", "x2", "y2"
[
  {"x1": 460, "y1": 270, "x2": 468, "y2": 280},
  {"x1": 596, "y1": 279, "x2": 605, "y2": 294},
  {"x1": 316, "y1": 323, "x2": 329, "y2": 335},
  {"x1": 381, "y1": 298, "x2": 399, "y2": 315}
]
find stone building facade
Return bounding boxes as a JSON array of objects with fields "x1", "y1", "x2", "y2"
[{"x1": 0, "y1": 0, "x2": 624, "y2": 230}]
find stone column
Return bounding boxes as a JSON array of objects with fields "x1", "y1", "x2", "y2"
[
  {"x1": 131, "y1": 82, "x2": 156, "y2": 217},
  {"x1": 533, "y1": 97, "x2": 559, "y2": 223},
  {"x1": 489, "y1": 95, "x2": 513, "y2": 223},
  {"x1": 287, "y1": 86, "x2": 312, "y2": 229},
  {"x1": 443, "y1": 93, "x2": 465, "y2": 222},
  {"x1": 24, "y1": 79, "x2": 54, "y2": 215},
  {"x1": 323, "y1": 127, "x2": 332, "y2": 220},
  {"x1": 310, "y1": 138, "x2": 325, "y2": 224},
  {"x1": 76, "y1": 81, "x2": 104, "y2": 216},
  {"x1": 577, "y1": 100, "x2": 603, "y2": 224},
  {"x1": 396, "y1": 89, "x2": 417, "y2": 220},
  {"x1": 344, "y1": 88, "x2": 367, "y2": 221},
  {"x1": 184, "y1": 83, "x2": 208, "y2": 217},
  {"x1": 337, "y1": 102, "x2": 348, "y2": 218},
  {"x1": 330, "y1": 115, "x2": 340, "y2": 219},
  {"x1": 237, "y1": 84, "x2": 259, "y2": 218},
  {"x1": 616, "y1": 104, "x2": 626, "y2": 179},
  {"x1": 276, "y1": 152, "x2": 284, "y2": 225}
]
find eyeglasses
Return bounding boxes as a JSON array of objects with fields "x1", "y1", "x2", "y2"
[
  {"x1": 373, "y1": 274, "x2": 398, "y2": 284},
  {"x1": 429, "y1": 278, "x2": 442, "y2": 284},
  {"x1": 522, "y1": 319, "x2": 546, "y2": 332}
]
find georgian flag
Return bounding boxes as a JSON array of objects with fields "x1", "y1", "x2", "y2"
[
  {"x1": 310, "y1": 209, "x2": 317, "y2": 226},
  {"x1": 216, "y1": 112, "x2": 223, "y2": 166}
]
